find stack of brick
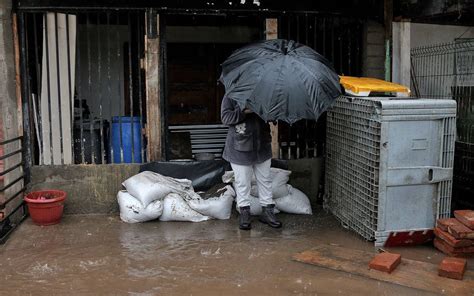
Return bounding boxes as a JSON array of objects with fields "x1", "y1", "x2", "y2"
[{"x1": 434, "y1": 210, "x2": 474, "y2": 257}]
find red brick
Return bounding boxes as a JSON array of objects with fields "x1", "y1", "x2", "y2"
[
  {"x1": 437, "y1": 218, "x2": 459, "y2": 232},
  {"x1": 368, "y1": 252, "x2": 401, "y2": 273},
  {"x1": 434, "y1": 227, "x2": 473, "y2": 248},
  {"x1": 437, "y1": 218, "x2": 474, "y2": 239},
  {"x1": 434, "y1": 238, "x2": 474, "y2": 258},
  {"x1": 454, "y1": 210, "x2": 474, "y2": 230},
  {"x1": 438, "y1": 257, "x2": 467, "y2": 280}
]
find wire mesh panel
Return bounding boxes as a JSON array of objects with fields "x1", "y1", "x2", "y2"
[
  {"x1": 411, "y1": 39, "x2": 474, "y2": 210},
  {"x1": 19, "y1": 10, "x2": 146, "y2": 165},
  {"x1": 325, "y1": 96, "x2": 381, "y2": 240},
  {"x1": 438, "y1": 116, "x2": 457, "y2": 219}
]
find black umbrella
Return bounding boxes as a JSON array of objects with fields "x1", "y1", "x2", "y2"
[{"x1": 220, "y1": 39, "x2": 342, "y2": 124}]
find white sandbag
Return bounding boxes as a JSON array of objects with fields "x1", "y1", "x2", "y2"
[
  {"x1": 236, "y1": 196, "x2": 280, "y2": 216},
  {"x1": 160, "y1": 193, "x2": 210, "y2": 222},
  {"x1": 187, "y1": 185, "x2": 235, "y2": 220},
  {"x1": 270, "y1": 168, "x2": 291, "y2": 191},
  {"x1": 122, "y1": 171, "x2": 193, "y2": 207},
  {"x1": 117, "y1": 190, "x2": 163, "y2": 223},
  {"x1": 222, "y1": 171, "x2": 235, "y2": 184},
  {"x1": 275, "y1": 187, "x2": 312, "y2": 215},
  {"x1": 250, "y1": 183, "x2": 291, "y2": 199}
]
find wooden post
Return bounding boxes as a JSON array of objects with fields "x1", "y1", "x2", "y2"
[
  {"x1": 384, "y1": 0, "x2": 393, "y2": 82},
  {"x1": 392, "y1": 20, "x2": 411, "y2": 88},
  {"x1": 145, "y1": 12, "x2": 162, "y2": 161},
  {"x1": 266, "y1": 18, "x2": 279, "y2": 158},
  {"x1": 12, "y1": 14, "x2": 23, "y2": 137}
]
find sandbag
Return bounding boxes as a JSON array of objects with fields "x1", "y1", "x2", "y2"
[
  {"x1": 139, "y1": 160, "x2": 232, "y2": 191},
  {"x1": 275, "y1": 187, "x2": 312, "y2": 215},
  {"x1": 160, "y1": 193, "x2": 210, "y2": 222},
  {"x1": 236, "y1": 196, "x2": 280, "y2": 216},
  {"x1": 117, "y1": 190, "x2": 163, "y2": 223},
  {"x1": 122, "y1": 171, "x2": 193, "y2": 207},
  {"x1": 188, "y1": 185, "x2": 235, "y2": 220},
  {"x1": 250, "y1": 183, "x2": 290, "y2": 199}
]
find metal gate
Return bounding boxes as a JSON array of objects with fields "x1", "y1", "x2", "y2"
[
  {"x1": 17, "y1": 10, "x2": 146, "y2": 166},
  {"x1": 411, "y1": 39, "x2": 474, "y2": 210},
  {"x1": 0, "y1": 136, "x2": 27, "y2": 244}
]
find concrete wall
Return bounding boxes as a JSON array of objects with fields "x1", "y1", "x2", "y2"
[
  {"x1": 410, "y1": 23, "x2": 474, "y2": 48},
  {"x1": 0, "y1": 2, "x2": 24, "y2": 220},
  {"x1": 29, "y1": 164, "x2": 140, "y2": 214},
  {"x1": 362, "y1": 20, "x2": 385, "y2": 79},
  {"x1": 28, "y1": 158, "x2": 323, "y2": 215}
]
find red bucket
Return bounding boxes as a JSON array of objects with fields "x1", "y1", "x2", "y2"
[{"x1": 24, "y1": 190, "x2": 67, "y2": 226}]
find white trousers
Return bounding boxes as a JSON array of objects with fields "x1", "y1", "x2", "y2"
[{"x1": 231, "y1": 159, "x2": 273, "y2": 208}]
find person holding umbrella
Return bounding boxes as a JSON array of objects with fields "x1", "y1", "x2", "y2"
[
  {"x1": 220, "y1": 39, "x2": 342, "y2": 230},
  {"x1": 221, "y1": 96, "x2": 282, "y2": 230}
]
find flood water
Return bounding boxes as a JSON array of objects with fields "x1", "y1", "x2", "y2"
[{"x1": 0, "y1": 210, "x2": 470, "y2": 295}]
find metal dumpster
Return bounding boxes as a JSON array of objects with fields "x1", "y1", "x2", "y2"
[{"x1": 324, "y1": 95, "x2": 457, "y2": 246}]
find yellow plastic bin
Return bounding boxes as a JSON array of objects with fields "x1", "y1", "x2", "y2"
[{"x1": 339, "y1": 76, "x2": 410, "y2": 97}]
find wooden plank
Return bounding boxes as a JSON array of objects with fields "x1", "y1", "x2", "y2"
[
  {"x1": 12, "y1": 14, "x2": 23, "y2": 138},
  {"x1": 383, "y1": 0, "x2": 393, "y2": 81},
  {"x1": 391, "y1": 21, "x2": 410, "y2": 88},
  {"x1": 293, "y1": 245, "x2": 474, "y2": 295},
  {"x1": 40, "y1": 13, "x2": 76, "y2": 165},
  {"x1": 57, "y1": 14, "x2": 76, "y2": 165},
  {"x1": 266, "y1": 18, "x2": 279, "y2": 158},
  {"x1": 265, "y1": 18, "x2": 278, "y2": 40},
  {"x1": 40, "y1": 14, "x2": 54, "y2": 165},
  {"x1": 145, "y1": 14, "x2": 162, "y2": 161}
]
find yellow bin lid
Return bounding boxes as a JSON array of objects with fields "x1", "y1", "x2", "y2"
[{"x1": 340, "y1": 76, "x2": 410, "y2": 96}]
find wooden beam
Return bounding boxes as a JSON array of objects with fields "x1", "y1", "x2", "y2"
[
  {"x1": 145, "y1": 13, "x2": 162, "y2": 161},
  {"x1": 392, "y1": 21, "x2": 411, "y2": 88},
  {"x1": 12, "y1": 14, "x2": 23, "y2": 137},
  {"x1": 265, "y1": 18, "x2": 279, "y2": 158},
  {"x1": 293, "y1": 245, "x2": 474, "y2": 294},
  {"x1": 384, "y1": 0, "x2": 393, "y2": 82}
]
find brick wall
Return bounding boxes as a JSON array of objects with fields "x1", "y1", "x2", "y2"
[{"x1": 362, "y1": 20, "x2": 385, "y2": 80}]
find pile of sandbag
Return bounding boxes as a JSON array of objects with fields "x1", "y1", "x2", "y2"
[
  {"x1": 118, "y1": 167, "x2": 311, "y2": 224},
  {"x1": 223, "y1": 168, "x2": 312, "y2": 215},
  {"x1": 118, "y1": 171, "x2": 235, "y2": 223}
]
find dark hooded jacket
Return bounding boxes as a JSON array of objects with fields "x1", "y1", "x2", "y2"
[{"x1": 221, "y1": 96, "x2": 272, "y2": 165}]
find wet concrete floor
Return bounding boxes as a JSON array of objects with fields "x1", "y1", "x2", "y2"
[{"x1": 1, "y1": 210, "x2": 472, "y2": 295}]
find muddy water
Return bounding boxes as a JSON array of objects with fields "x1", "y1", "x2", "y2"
[{"x1": 0, "y1": 211, "x2": 468, "y2": 295}]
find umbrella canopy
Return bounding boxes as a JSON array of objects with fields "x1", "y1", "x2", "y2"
[{"x1": 220, "y1": 39, "x2": 342, "y2": 124}]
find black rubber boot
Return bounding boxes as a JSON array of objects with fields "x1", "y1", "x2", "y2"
[
  {"x1": 239, "y1": 206, "x2": 252, "y2": 230},
  {"x1": 259, "y1": 204, "x2": 282, "y2": 228}
]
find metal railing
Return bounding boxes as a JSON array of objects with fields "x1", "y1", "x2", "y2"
[
  {"x1": 168, "y1": 124, "x2": 228, "y2": 159},
  {"x1": 0, "y1": 136, "x2": 27, "y2": 244},
  {"x1": 19, "y1": 10, "x2": 146, "y2": 165}
]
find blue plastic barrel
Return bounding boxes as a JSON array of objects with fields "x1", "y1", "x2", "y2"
[{"x1": 111, "y1": 116, "x2": 142, "y2": 163}]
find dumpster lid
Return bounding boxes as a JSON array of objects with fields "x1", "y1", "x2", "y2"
[{"x1": 340, "y1": 76, "x2": 410, "y2": 97}]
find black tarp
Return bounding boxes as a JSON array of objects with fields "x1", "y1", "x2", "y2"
[{"x1": 140, "y1": 159, "x2": 288, "y2": 191}]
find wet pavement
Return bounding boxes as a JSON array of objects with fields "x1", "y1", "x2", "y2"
[{"x1": 0, "y1": 210, "x2": 471, "y2": 295}]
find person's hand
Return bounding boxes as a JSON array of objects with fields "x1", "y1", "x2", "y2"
[{"x1": 243, "y1": 108, "x2": 253, "y2": 114}]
